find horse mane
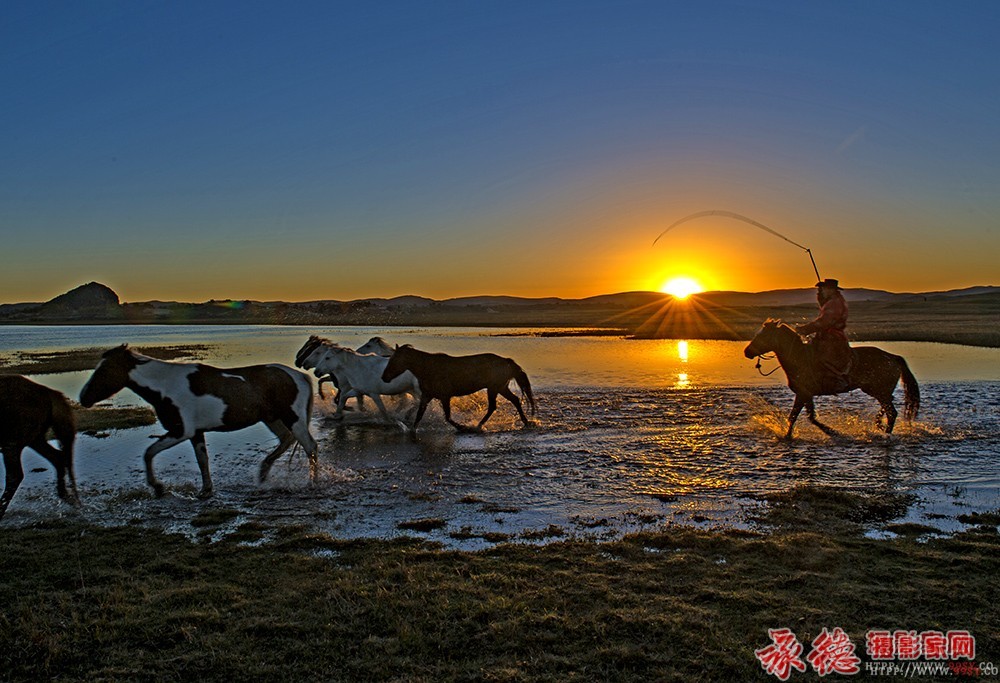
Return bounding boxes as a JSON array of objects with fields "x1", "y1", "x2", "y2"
[{"x1": 764, "y1": 318, "x2": 799, "y2": 336}]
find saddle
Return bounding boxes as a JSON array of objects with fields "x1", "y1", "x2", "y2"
[{"x1": 806, "y1": 342, "x2": 854, "y2": 394}]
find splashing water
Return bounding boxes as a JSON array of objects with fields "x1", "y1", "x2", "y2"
[{"x1": 1, "y1": 325, "x2": 997, "y2": 547}]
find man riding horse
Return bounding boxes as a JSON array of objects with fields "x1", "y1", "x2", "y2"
[{"x1": 795, "y1": 278, "x2": 851, "y2": 394}]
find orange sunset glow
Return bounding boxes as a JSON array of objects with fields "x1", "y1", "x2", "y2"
[{"x1": 660, "y1": 276, "x2": 704, "y2": 300}]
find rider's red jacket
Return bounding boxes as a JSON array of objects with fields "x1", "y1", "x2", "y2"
[{"x1": 797, "y1": 291, "x2": 848, "y2": 339}]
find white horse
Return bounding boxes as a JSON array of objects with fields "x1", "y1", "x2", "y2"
[
  {"x1": 356, "y1": 336, "x2": 394, "y2": 356},
  {"x1": 294, "y1": 335, "x2": 394, "y2": 408},
  {"x1": 300, "y1": 342, "x2": 420, "y2": 424}
]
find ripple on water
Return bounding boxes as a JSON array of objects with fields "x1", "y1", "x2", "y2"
[{"x1": 3, "y1": 382, "x2": 998, "y2": 547}]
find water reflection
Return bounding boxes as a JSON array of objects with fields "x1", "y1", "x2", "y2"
[
  {"x1": 675, "y1": 341, "x2": 690, "y2": 388},
  {"x1": 2, "y1": 325, "x2": 998, "y2": 388}
]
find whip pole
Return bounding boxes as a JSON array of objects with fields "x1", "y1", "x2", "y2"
[{"x1": 652, "y1": 210, "x2": 821, "y2": 281}]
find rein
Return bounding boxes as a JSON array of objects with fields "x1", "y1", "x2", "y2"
[{"x1": 754, "y1": 353, "x2": 780, "y2": 376}]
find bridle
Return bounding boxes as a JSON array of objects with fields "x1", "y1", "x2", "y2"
[{"x1": 753, "y1": 352, "x2": 780, "y2": 376}]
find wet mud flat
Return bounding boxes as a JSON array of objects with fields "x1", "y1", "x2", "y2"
[{"x1": 5, "y1": 382, "x2": 999, "y2": 548}]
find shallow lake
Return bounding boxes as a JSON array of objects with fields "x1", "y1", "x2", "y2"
[{"x1": 3, "y1": 325, "x2": 999, "y2": 547}]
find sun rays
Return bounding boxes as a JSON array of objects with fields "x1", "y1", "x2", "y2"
[{"x1": 659, "y1": 276, "x2": 704, "y2": 300}]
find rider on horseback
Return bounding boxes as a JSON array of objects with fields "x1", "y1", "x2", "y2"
[{"x1": 795, "y1": 278, "x2": 851, "y2": 393}]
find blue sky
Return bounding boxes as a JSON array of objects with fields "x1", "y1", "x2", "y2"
[{"x1": 2, "y1": 1, "x2": 997, "y2": 302}]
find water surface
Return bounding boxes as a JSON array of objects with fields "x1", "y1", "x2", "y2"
[{"x1": 3, "y1": 325, "x2": 998, "y2": 546}]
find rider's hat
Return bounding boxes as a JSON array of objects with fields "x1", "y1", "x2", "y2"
[{"x1": 816, "y1": 278, "x2": 840, "y2": 289}]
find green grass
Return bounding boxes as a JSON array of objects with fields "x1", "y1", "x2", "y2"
[{"x1": 1, "y1": 488, "x2": 998, "y2": 681}]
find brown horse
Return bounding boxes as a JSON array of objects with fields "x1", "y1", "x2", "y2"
[
  {"x1": 744, "y1": 320, "x2": 919, "y2": 439},
  {"x1": 0, "y1": 375, "x2": 78, "y2": 520},
  {"x1": 381, "y1": 345, "x2": 535, "y2": 434}
]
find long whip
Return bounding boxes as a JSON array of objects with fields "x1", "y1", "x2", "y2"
[{"x1": 652, "y1": 210, "x2": 821, "y2": 282}]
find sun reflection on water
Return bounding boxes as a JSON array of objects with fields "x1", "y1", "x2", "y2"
[{"x1": 675, "y1": 340, "x2": 690, "y2": 387}]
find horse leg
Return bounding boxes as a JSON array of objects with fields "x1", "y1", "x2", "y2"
[
  {"x1": 499, "y1": 385, "x2": 533, "y2": 427},
  {"x1": 805, "y1": 398, "x2": 838, "y2": 437},
  {"x1": 333, "y1": 388, "x2": 351, "y2": 419},
  {"x1": 287, "y1": 418, "x2": 318, "y2": 482},
  {"x1": 882, "y1": 400, "x2": 898, "y2": 434},
  {"x1": 441, "y1": 397, "x2": 474, "y2": 433},
  {"x1": 367, "y1": 393, "x2": 395, "y2": 424},
  {"x1": 30, "y1": 438, "x2": 79, "y2": 506},
  {"x1": 0, "y1": 447, "x2": 25, "y2": 521},
  {"x1": 191, "y1": 433, "x2": 213, "y2": 499},
  {"x1": 409, "y1": 396, "x2": 432, "y2": 437},
  {"x1": 476, "y1": 390, "x2": 499, "y2": 430},
  {"x1": 143, "y1": 434, "x2": 188, "y2": 497},
  {"x1": 259, "y1": 422, "x2": 296, "y2": 483},
  {"x1": 785, "y1": 396, "x2": 805, "y2": 440}
]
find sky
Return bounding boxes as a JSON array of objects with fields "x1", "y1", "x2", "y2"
[{"x1": 2, "y1": 0, "x2": 998, "y2": 303}]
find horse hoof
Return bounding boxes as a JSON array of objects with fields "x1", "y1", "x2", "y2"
[
  {"x1": 152, "y1": 483, "x2": 166, "y2": 498},
  {"x1": 197, "y1": 489, "x2": 214, "y2": 500}
]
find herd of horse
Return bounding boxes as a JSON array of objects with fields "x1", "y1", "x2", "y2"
[{"x1": 0, "y1": 323, "x2": 918, "y2": 522}]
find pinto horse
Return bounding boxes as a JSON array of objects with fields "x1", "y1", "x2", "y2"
[
  {"x1": 0, "y1": 375, "x2": 78, "y2": 520},
  {"x1": 381, "y1": 345, "x2": 536, "y2": 434},
  {"x1": 80, "y1": 345, "x2": 317, "y2": 497},
  {"x1": 744, "y1": 320, "x2": 919, "y2": 439}
]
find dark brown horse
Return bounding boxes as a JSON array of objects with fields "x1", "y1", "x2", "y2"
[
  {"x1": 0, "y1": 375, "x2": 78, "y2": 520},
  {"x1": 744, "y1": 320, "x2": 919, "y2": 439},
  {"x1": 381, "y1": 345, "x2": 535, "y2": 434}
]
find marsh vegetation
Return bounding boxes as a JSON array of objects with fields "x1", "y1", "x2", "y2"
[{"x1": 1, "y1": 487, "x2": 997, "y2": 681}]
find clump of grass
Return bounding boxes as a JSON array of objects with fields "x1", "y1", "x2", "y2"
[
  {"x1": 478, "y1": 502, "x2": 520, "y2": 514},
  {"x1": 191, "y1": 508, "x2": 242, "y2": 528},
  {"x1": 521, "y1": 524, "x2": 566, "y2": 540},
  {"x1": 397, "y1": 518, "x2": 447, "y2": 532},
  {"x1": 753, "y1": 485, "x2": 916, "y2": 532},
  {"x1": 74, "y1": 405, "x2": 157, "y2": 434},
  {"x1": 958, "y1": 510, "x2": 1000, "y2": 526},
  {"x1": 449, "y1": 527, "x2": 514, "y2": 543},
  {"x1": 884, "y1": 522, "x2": 941, "y2": 537},
  {"x1": 0, "y1": 344, "x2": 212, "y2": 376}
]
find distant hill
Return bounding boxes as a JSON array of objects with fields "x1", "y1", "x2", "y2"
[
  {"x1": 0, "y1": 282, "x2": 997, "y2": 346},
  {"x1": 0, "y1": 282, "x2": 123, "y2": 321}
]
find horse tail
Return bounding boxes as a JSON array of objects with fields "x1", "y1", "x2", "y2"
[
  {"x1": 897, "y1": 355, "x2": 920, "y2": 421},
  {"x1": 513, "y1": 365, "x2": 536, "y2": 416}
]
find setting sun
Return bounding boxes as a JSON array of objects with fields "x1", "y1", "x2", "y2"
[{"x1": 660, "y1": 276, "x2": 704, "y2": 300}]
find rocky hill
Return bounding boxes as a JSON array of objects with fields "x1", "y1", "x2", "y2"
[{"x1": 39, "y1": 282, "x2": 121, "y2": 319}]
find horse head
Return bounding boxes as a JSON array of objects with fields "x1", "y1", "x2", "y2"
[
  {"x1": 381, "y1": 344, "x2": 415, "y2": 383},
  {"x1": 299, "y1": 342, "x2": 335, "y2": 372},
  {"x1": 743, "y1": 319, "x2": 787, "y2": 359},
  {"x1": 294, "y1": 336, "x2": 328, "y2": 368},
  {"x1": 357, "y1": 336, "x2": 394, "y2": 357},
  {"x1": 80, "y1": 344, "x2": 142, "y2": 407}
]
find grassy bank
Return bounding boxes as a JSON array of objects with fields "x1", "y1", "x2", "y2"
[
  {"x1": 1, "y1": 488, "x2": 997, "y2": 681},
  {"x1": 0, "y1": 344, "x2": 212, "y2": 376}
]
